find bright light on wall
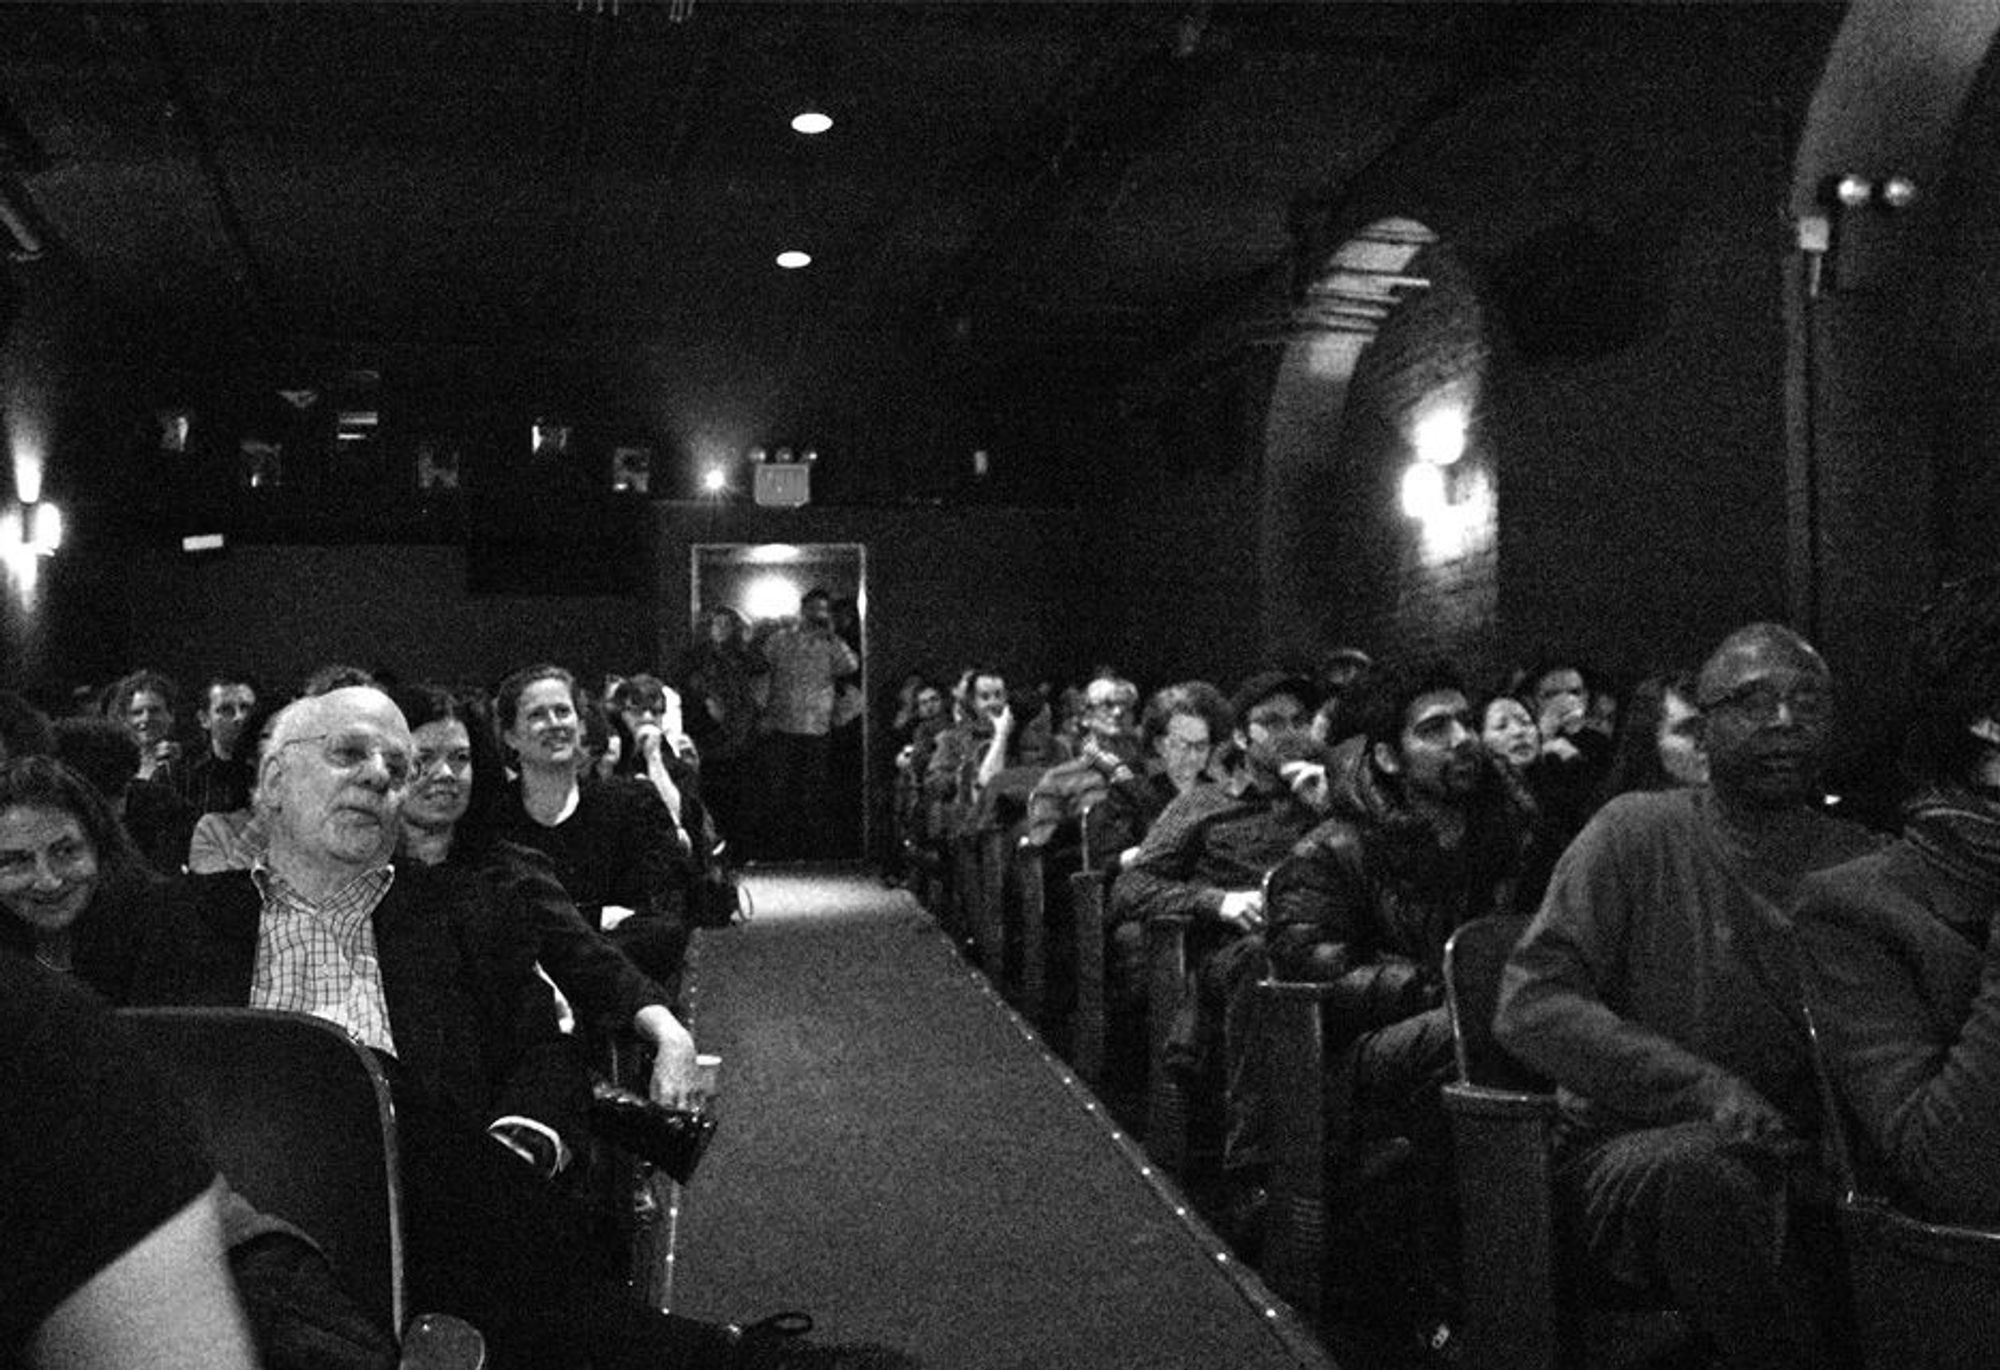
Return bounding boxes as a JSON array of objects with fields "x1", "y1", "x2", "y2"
[
  {"x1": 1413, "y1": 408, "x2": 1467, "y2": 467},
  {"x1": 701, "y1": 466, "x2": 728, "y2": 494},
  {"x1": 27, "y1": 500, "x2": 60, "y2": 554},
  {"x1": 1400, "y1": 462, "x2": 1447, "y2": 520},
  {"x1": 742, "y1": 573, "x2": 801, "y2": 622},
  {"x1": 790, "y1": 110, "x2": 833, "y2": 135},
  {"x1": 775, "y1": 250, "x2": 812, "y2": 270}
]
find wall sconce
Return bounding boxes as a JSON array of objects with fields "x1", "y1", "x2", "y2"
[
  {"x1": 0, "y1": 499, "x2": 62, "y2": 558},
  {"x1": 1401, "y1": 406, "x2": 1467, "y2": 520}
]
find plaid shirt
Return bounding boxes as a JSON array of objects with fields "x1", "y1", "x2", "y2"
[{"x1": 249, "y1": 861, "x2": 398, "y2": 1057}]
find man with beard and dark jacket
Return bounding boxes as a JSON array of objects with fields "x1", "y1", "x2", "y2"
[{"x1": 1266, "y1": 657, "x2": 1538, "y2": 1346}]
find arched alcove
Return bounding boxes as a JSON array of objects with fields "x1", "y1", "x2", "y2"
[
  {"x1": 1787, "y1": 0, "x2": 2000, "y2": 732},
  {"x1": 1259, "y1": 218, "x2": 1501, "y2": 678}
]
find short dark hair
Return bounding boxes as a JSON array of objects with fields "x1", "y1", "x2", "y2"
[
  {"x1": 200, "y1": 672, "x2": 263, "y2": 706},
  {"x1": 388, "y1": 684, "x2": 510, "y2": 856},
  {"x1": 300, "y1": 664, "x2": 378, "y2": 697},
  {"x1": 1140, "y1": 681, "x2": 1234, "y2": 753},
  {"x1": 1349, "y1": 658, "x2": 1469, "y2": 752},
  {"x1": 50, "y1": 716, "x2": 142, "y2": 798},
  {"x1": 609, "y1": 674, "x2": 670, "y2": 715}
]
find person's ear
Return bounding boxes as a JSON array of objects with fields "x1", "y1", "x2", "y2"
[
  {"x1": 1969, "y1": 716, "x2": 2000, "y2": 747},
  {"x1": 1372, "y1": 737, "x2": 1402, "y2": 777}
]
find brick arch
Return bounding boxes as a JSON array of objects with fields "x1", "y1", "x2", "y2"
[{"x1": 1259, "y1": 218, "x2": 1501, "y2": 678}]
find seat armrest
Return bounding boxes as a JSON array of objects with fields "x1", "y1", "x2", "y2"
[
  {"x1": 1259, "y1": 978, "x2": 1342, "y2": 1317},
  {"x1": 1444, "y1": 1080, "x2": 1562, "y2": 1370},
  {"x1": 1441, "y1": 1080, "x2": 1559, "y2": 1121},
  {"x1": 399, "y1": 1312, "x2": 487, "y2": 1369}
]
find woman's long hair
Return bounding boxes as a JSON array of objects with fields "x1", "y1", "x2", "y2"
[{"x1": 0, "y1": 755, "x2": 158, "y2": 901}]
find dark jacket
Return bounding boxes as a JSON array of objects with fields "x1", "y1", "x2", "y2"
[
  {"x1": 113, "y1": 864, "x2": 590, "y2": 1158},
  {"x1": 1797, "y1": 839, "x2": 2000, "y2": 1224},
  {"x1": 1268, "y1": 740, "x2": 1536, "y2": 1033}
]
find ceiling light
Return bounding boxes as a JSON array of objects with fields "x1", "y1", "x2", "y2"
[
  {"x1": 775, "y1": 250, "x2": 812, "y2": 270},
  {"x1": 701, "y1": 467, "x2": 728, "y2": 494},
  {"x1": 790, "y1": 110, "x2": 833, "y2": 136}
]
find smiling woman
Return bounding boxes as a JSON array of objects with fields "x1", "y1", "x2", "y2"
[{"x1": 0, "y1": 756, "x2": 157, "y2": 980}]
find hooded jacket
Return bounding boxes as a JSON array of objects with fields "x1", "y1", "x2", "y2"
[{"x1": 1267, "y1": 735, "x2": 1537, "y2": 1035}]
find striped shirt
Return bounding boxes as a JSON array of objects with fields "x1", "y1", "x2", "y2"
[{"x1": 249, "y1": 861, "x2": 398, "y2": 1057}]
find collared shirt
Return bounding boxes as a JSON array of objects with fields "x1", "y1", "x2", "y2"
[{"x1": 249, "y1": 860, "x2": 398, "y2": 1057}]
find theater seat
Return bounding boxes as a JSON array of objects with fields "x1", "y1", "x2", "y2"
[
  {"x1": 120, "y1": 1006, "x2": 484, "y2": 1367},
  {"x1": 1803, "y1": 1000, "x2": 2000, "y2": 1370},
  {"x1": 1069, "y1": 865, "x2": 1116, "y2": 1085},
  {"x1": 1440, "y1": 915, "x2": 1687, "y2": 1370},
  {"x1": 1015, "y1": 835, "x2": 1049, "y2": 1020}
]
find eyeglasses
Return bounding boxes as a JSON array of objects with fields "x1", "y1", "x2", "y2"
[
  {"x1": 1160, "y1": 735, "x2": 1212, "y2": 755},
  {"x1": 1698, "y1": 681, "x2": 1831, "y2": 724},
  {"x1": 1085, "y1": 699, "x2": 1132, "y2": 714},
  {"x1": 281, "y1": 731, "x2": 414, "y2": 786}
]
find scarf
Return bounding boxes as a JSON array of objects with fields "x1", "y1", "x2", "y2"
[{"x1": 1904, "y1": 785, "x2": 2000, "y2": 902}]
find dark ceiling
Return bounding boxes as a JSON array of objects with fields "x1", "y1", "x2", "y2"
[{"x1": 0, "y1": 2, "x2": 1577, "y2": 499}]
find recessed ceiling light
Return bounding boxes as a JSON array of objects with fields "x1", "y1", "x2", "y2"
[
  {"x1": 790, "y1": 110, "x2": 833, "y2": 135},
  {"x1": 775, "y1": 250, "x2": 812, "y2": 270}
]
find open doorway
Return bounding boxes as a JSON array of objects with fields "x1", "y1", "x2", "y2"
[{"x1": 690, "y1": 543, "x2": 868, "y2": 863}]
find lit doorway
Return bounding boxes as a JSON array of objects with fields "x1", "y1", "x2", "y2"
[{"x1": 690, "y1": 543, "x2": 868, "y2": 863}]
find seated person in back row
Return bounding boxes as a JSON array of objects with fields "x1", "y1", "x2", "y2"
[
  {"x1": 1796, "y1": 569, "x2": 2000, "y2": 1226},
  {"x1": 1111, "y1": 670, "x2": 1330, "y2": 1212},
  {"x1": 1023, "y1": 673, "x2": 1142, "y2": 853}
]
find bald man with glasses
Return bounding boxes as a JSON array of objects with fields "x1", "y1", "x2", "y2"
[{"x1": 1495, "y1": 624, "x2": 1884, "y2": 1370}]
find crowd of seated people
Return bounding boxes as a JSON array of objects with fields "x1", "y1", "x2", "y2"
[
  {"x1": 0, "y1": 663, "x2": 910, "y2": 1370},
  {"x1": 11, "y1": 591, "x2": 2000, "y2": 1369},
  {"x1": 887, "y1": 611, "x2": 2000, "y2": 1369}
]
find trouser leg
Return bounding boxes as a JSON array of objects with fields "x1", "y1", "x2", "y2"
[
  {"x1": 392, "y1": 1087, "x2": 740, "y2": 1370},
  {"x1": 1560, "y1": 1122, "x2": 1837, "y2": 1370},
  {"x1": 1336, "y1": 1007, "x2": 1459, "y2": 1310},
  {"x1": 1207, "y1": 932, "x2": 1270, "y2": 1175}
]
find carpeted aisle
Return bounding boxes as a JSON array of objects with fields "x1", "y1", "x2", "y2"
[{"x1": 668, "y1": 871, "x2": 1338, "y2": 1370}]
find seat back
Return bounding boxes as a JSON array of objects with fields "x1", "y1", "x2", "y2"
[
  {"x1": 1802, "y1": 999, "x2": 2000, "y2": 1369},
  {"x1": 1442, "y1": 914, "x2": 1543, "y2": 1091},
  {"x1": 121, "y1": 1006, "x2": 405, "y2": 1334}
]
